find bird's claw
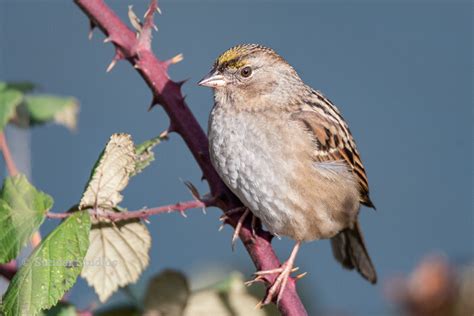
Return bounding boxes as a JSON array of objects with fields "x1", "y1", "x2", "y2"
[
  {"x1": 231, "y1": 208, "x2": 250, "y2": 251},
  {"x1": 244, "y1": 275, "x2": 265, "y2": 287},
  {"x1": 219, "y1": 207, "x2": 257, "y2": 250},
  {"x1": 247, "y1": 243, "x2": 304, "y2": 307}
]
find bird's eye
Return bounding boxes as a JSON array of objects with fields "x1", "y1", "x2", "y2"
[{"x1": 240, "y1": 66, "x2": 252, "y2": 78}]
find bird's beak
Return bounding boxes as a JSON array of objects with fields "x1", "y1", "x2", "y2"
[{"x1": 198, "y1": 70, "x2": 227, "y2": 88}]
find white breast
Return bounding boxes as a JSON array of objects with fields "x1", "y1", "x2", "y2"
[
  {"x1": 208, "y1": 105, "x2": 359, "y2": 241},
  {"x1": 209, "y1": 106, "x2": 304, "y2": 236}
]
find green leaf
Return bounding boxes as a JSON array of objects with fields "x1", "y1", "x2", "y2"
[
  {"x1": 0, "y1": 89, "x2": 23, "y2": 131},
  {"x1": 131, "y1": 135, "x2": 163, "y2": 177},
  {"x1": 81, "y1": 218, "x2": 151, "y2": 303},
  {"x1": 6, "y1": 81, "x2": 36, "y2": 93},
  {"x1": 1, "y1": 211, "x2": 91, "y2": 316},
  {"x1": 79, "y1": 134, "x2": 136, "y2": 210},
  {"x1": 23, "y1": 95, "x2": 79, "y2": 130},
  {"x1": 0, "y1": 174, "x2": 53, "y2": 263}
]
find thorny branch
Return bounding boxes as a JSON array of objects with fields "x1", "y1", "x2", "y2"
[
  {"x1": 46, "y1": 200, "x2": 207, "y2": 221},
  {"x1": 74, "y1": 1, "x2": 307, "y2": 315}
]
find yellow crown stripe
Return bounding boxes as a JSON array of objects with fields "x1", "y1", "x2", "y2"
[{"x1": 217, "y1": 48, "x2": 241, "y2": 65}]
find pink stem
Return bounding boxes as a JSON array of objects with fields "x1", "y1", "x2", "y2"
[
  {"x1": 73, "y1": 1, "x2": 307, "y2": 314},
  {"x1": 0, "y1": 132, "x2": 18, "y2": 176},
  {"x1": 46, "y1": 200, "x2": 206, "y2": 220},
  {"x1": 0, "y1": 133, "x2": 21, "y2": 281}
]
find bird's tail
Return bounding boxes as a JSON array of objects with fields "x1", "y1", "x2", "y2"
[{"x1": 330, "y1": 221, "x2": 377, "y2": 283}]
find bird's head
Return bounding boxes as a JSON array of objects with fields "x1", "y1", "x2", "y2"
[{"x1": 199, "y1": 44, "x2": 303, "y2": 105}]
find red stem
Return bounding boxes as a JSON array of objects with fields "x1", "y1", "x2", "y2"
[
  {"x1": 0, "y1": 133, "x2": 20, "y2": 281},
  {"x1": 73, "y1": 1, "x2": 307, "y2": 314},
  {"x1": 0, "y1": 132, "x2": 18, "y2": 176},
  {"x1": 46, "y1": 200, "x2": 205, "y2": 220}
]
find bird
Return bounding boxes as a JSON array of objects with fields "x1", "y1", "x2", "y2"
[{"x1": 198, "y1": 44, "x2": 377, "y2": 305}]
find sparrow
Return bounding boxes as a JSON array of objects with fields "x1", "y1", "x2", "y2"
[{"x1": 199, "y1": 44, "x2": 377, "y2": 305}]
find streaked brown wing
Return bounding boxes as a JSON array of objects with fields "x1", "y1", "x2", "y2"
[{"x1": 291, "y1": 108, "x2": 374, "y2": 208}]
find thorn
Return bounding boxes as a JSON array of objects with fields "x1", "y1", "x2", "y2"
[
  {"x1": 144, "y1": 0, "x2": 159, "y2": 17},
  {"x1": 88, "y1": 20, "x2": 96, "y2": 40},
  {"x1": 144, "y1": 6, "x2": 152, "y2": 18},
  {"x1": 231, "y1": 209, "x2": 249, "y2": 251},
  {"x1": 128, "y1": 5, "x2": 143, "y2": 32},
  {"x1": 166, "y1": 53, "x2": 184, "y2": 66},
  {"x1": 180, "y1": 210, "x2": 187, "y2": 218},
  {"x1": 147, "y1": 97, "x2": 158, "y2": 112},
  {"x1": 184, "y1": 181, "x2": 201, "y2": 201},
  {"x1": 295, "y1": 272, "x2": 308, "y2": 280},
  {"x1": 176, "y1": 79, "x2": 188, "y2": 89},
  {"x1": 218, "y1": 223, "x2": 225, "y2": 232},
  {"x1": 103, "y1": 37, "x2": 112, "y2": 43},
  {"x1": 251, "y1": 215, "x2": 257, "y2": 238},
  {"x1": 291, "y1": 267, "x2": 300, "y2": 273},
  {"x1": 106, "y1": 59, "x2": 117, "y2": 73},
  {"x1": 156, "y1": 6, "x2": 162, "y2": 15},
  {"x1": 134, "y1": 63, "x2": 141, "y2": 69},
  {"x1": 245, "y1": 275, "x2": 264, "y2": 287},
  {"x1": 218, "y1": 214, "x2": 230, "y2": 232},
  {"x1": 153, "y1": 24, "x2": 158, "y2": 32},
  {"x1": 255, "y1": 301, "x2": 264, "y2": 309},
  {"x1": 143, "y1": 218, "x2": 151, "y2": 224},
  {"x1": 159, "y1": 129, "x2": 169, "y2": 139}
]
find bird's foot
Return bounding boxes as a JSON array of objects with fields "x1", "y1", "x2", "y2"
[
  {"x1": 244, "y1": 266, "x2": 301, "y2": 286},
  {"x1": 219, "y1": 207, "x2": 257, "y2": 250},
  {"x1": 245, "y1": 242, "x2": 306, "y2": 306}
]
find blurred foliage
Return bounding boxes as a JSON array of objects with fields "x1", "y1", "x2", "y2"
[
  {"x1": 0, "y1": 122, "x2": 164, "y2": 314},
  {"x1": 0, "y1": 81, "x2": 79, "y2": 131},
  {"x1": 96, "y1": 269, "x2": 279, "y2": 316},
  {"x1": 41, "y1": 302, "x2": 78, "y2": 316},
  {"x1": 385, "y1": 254, "x2": 474, "y2": 316}
]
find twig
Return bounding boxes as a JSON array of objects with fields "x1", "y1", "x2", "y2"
[
  {"x1": 73, "y1": 1, "x2": 307, "y2": 314},
  {"x1": 0, "y1": 132, "x2": 18, "y2": 176},
  {"x1": 46, "y1": 200, "x2": 206, "y2": 220}
]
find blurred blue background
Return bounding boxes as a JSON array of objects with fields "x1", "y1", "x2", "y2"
[{"x1": 0, "y1": 0, "x2": 472, "y2": 315}]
